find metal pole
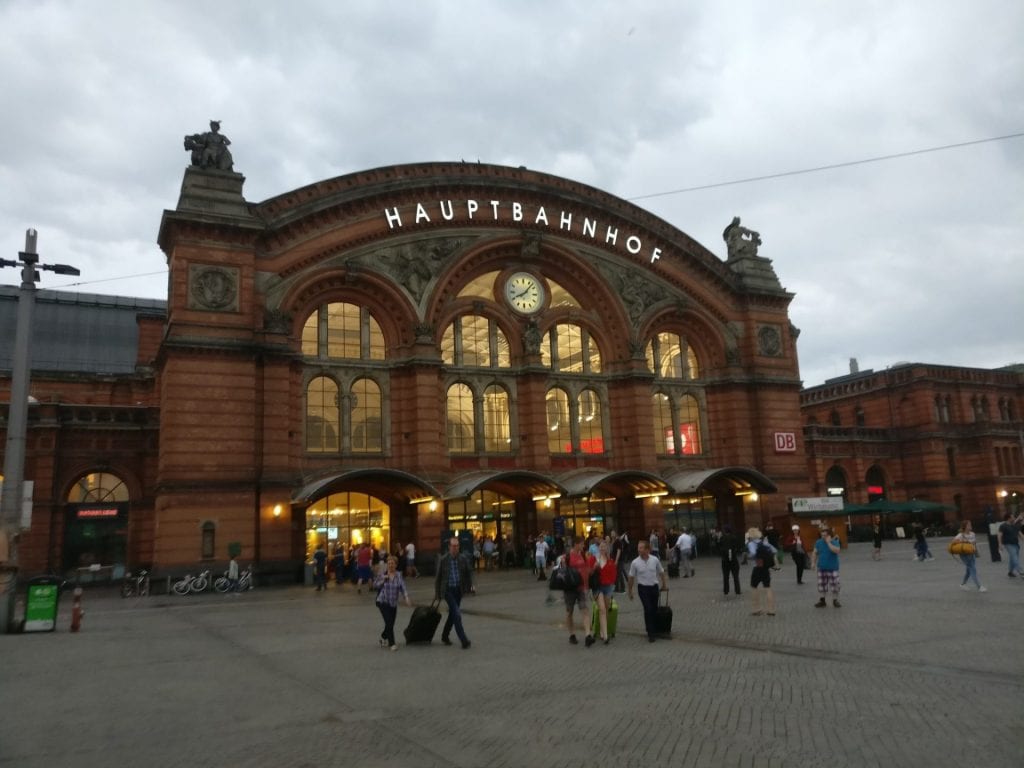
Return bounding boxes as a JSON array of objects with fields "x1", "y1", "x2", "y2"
[{"x1": 1, "y1": 229, "x2": 39, "y2": 633}]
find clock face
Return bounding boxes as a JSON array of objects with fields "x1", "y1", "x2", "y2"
[{"x1": 504, "y1": 272, "x2": 545, "y2": 314}]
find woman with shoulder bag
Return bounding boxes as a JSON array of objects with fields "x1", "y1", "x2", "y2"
[{"x1": 950, "y1": 520, "x2": 986, "y2": 592}]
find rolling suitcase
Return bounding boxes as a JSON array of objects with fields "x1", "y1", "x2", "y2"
[
  {"x1": 403, "y1": 599, "x2": 442, "y2": 644},
  {"x1": 667, "y1": 562, "x2": 680, "y2": 579},
  {"x1": 590, "y1": 596, "x2": 619, "y2": 638},
  {"x1": 653, "y1": 590, "x2": 672, "y2": 637}
]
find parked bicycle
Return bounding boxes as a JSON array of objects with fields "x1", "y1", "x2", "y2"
[
  {"x1": 172, "y1": 569, "x2": 211, "y2": 595},
  {"x1": 121, "y1": 569, "x2": 150, "y2": 598},
  {"x1": 214, "y1": 566, "x2": 253, "y2": 593}
]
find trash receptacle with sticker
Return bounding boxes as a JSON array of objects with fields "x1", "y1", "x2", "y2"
[{"x1": 24, "y1": 575, "x2": 61, "y2": 633}]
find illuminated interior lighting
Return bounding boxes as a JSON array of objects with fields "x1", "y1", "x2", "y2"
[
  {"x1": 635, "y1": 490, "x2": 669, "y2": 499},
  {"x1": 409, "y1": 496, "x2": 434, "y2": 505}
]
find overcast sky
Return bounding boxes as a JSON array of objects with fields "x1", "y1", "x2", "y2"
[{"x1": 1, "y1": 0, "x2": 1021, "y2": 387}]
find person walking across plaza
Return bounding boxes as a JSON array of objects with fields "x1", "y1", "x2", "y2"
[
  {"x1": 355, "y1": 541, "x2": 373, "y2": 593},
  {"x1": 373, "y1": 555, "x2": 412, "y2": 650},
  {"x1": 590, "y1": 540, "x2": 617, "y2": 645},
  {"x1": 871, "y1": 519, "x2": 883, "y2": 561},
  {"x1": 435, "y1": 536, "x2": 475, "y2": 649},
  {"x1": 227, "y1": 553, "x2": 240, "y2": 594},
  {"x1": 535, "y1": 534, "x2": 550, "y2": 581},
  {"x1": 998, "y1": 512, "x2": 1022, "y2": 577},
  {"x1": 404, "y1": 540, "x2": 418, "y2": 578},
  {"x1": 628, "y1": 540, "x2": 668, "y2": 643},
  {"x1": 676, "y1": 528, "x2": 695, "y2": 578},
  {"x1": 746, "y1": 528, "x2": 777, "y2": 616},
  {"x1": 719, "y1": 525, "x2": 742, "y2": 596},
  {"x1": 784, "y1": 525, "x2": 810, "y2": 585},
  {"x1": 952, "y1": 520, "x2": 987, "y2": 592},
  {"x1": 813, "y1": 526, "x2": 842, "y2": 608},
  {"x1": 564, "y1": 538, "x2": 593, "y2": 646}
]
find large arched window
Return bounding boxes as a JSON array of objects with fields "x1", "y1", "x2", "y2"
[
  {"x1": 577, "y1": 388, "x2": 604, "y2": 454},
  {"x1": 441, "y1": 314, "x2": 510, "y2": 368},
  {"x1": 302, "y1": 302, "x2": 385, "y2": 360},
  {"x1": 446, "y1": 383, "x2": 475, "y2": 454},
  {"x1": 351, "y1": 378, "x2": 382, "y2": 453},
  {"x1": 646, "y1": 332, "x2": 700, "y2": 380},
  {"x1": 541, "y1": 323, "x2": 601, "y2": 373},
  {"x1": 306, "y1": 376, "x2": 340, "y2": 452},
  {"x1": 651, "y1": 393, "x2": 703, "y2": 455},
  {"x1": 546, "y1": 387, "x2": 572, "y2": 453},
  {"x1": 482, "y1": 385, "x2": 512, "y2": 453},
  {"x1": 68, "y1": 472, "x2": 129, "y2": 503}
]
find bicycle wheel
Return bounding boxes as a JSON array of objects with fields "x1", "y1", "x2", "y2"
[
  {"x1": 121, "y1": 581, "x2": 133, "y2": 598},
  {"x1": 191, "y1": 576, "x2": 208, "y2": 593},
  {"x1": 172, "y1": 579, "x2": 190, "y2": 596},
  {"x1": 139, "y1": 579, "x2": 149, "y2": 597},
  {"x1": 213, "y1": 577, "x2": 229, "y2": 593}
]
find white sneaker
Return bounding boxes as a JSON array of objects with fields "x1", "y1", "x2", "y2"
[
  {"x1": 960, "y1": 584, "x2": 970, "y2": 590},
  {"x1": 979, "y1": 586, "x2": 988, "y2": 593}
]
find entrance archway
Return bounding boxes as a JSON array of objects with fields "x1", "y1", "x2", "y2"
[{"x1": 63, "y1": 472, "x2": 130, "y2": 576}]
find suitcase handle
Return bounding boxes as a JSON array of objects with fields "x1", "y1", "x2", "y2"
[{"x1": 658, "y1": 589, "x2": 669, "y2": 607}]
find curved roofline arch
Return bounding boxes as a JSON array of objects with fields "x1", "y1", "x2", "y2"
[
  {"x1": 293, "y1": 469, "x2": 440, "y2": 504},
  {"x1": 443, "y1": 470, "x2": 566, "y2": 500},
  {"x1": 663, "y1": 466, "x2": 778, "y2": 495}
]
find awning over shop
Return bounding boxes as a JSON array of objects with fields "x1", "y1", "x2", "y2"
[
  {"x1": 442, "y1": 470, "x2": 566, "y2": 500},
  {"x1": 557, "y1": 468, "x2": 670, "y2": 498},
  {"x1": 292, "y1": 469, "x2": 440, "y2": 504},
  {"x1": 662, "y1": 466, "x2": 778, "y2": 496}
]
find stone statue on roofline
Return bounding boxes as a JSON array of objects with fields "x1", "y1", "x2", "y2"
[
  {"x1": 722, "y1": 216, "x2": 761, "y2": 260},
  {"x1": 184, "y1": 120, "x2": 234, "y2": 171}
]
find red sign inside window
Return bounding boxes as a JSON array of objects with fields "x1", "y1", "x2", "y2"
[
  {"x1": 77, "y1": 508, "x2": 119, "y2": 519},
  {"x1": 664, "y1": 423, "x2": 699, "y2": 455},
  {"x1": 867, "y1": 485, "x2": 884, "y2": 496}
]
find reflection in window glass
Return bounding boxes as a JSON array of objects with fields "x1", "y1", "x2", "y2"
[
  {"x1": 678, "y1": 394, "x2": 702, "y2": 454},
  {"x1": 447, "y1": 383, "x2": 475, "y2": 453},
  {"x1": 577, "y1": 389, "x2": 604, "y2": 454},
  {"x1": 306, "y1": 376, "x2": 340, "y2": 452},
  {"x1": 646, "y1": 332, "x2": 699, "y2": 380},
  {"x1": 546, "y1": 388, "x2": 571, "y2": 453},
  {"x1": 351, "y1": 378, "x2": 382, "y2": 453},
  {"x1": 483, "y1": 385, "x2": 511, "y2": 453},
  {"x1": 652, "y1": 393, "x2": 674, "y2": 455}
]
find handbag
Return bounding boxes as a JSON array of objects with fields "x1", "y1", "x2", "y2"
[
  {"x1": 588, "y1": 567, "x2": 601, "y2": 590},
  {"x1": 948, "y1": 539, "x2": 976, "y2": 556}
]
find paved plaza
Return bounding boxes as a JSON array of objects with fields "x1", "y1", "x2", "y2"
[{"x1": 1, "y1": 540, "x2": 1021, "y2": 768}]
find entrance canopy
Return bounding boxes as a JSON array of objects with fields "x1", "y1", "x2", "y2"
[
  {"x1": 558, "y1": 468, "x2": 669, "y2": 498},
  {"x1": 443, "y1": 470, "x2": 566, "y2": 500},
  {"x1": 293, "y1": 469, "x2": 440, "y2": 504},
  {"x1": 662, "y1": 466, "x2": 778, "y2": 496}
]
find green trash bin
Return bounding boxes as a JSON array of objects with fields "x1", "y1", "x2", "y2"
[{"x1": 24, "y1": 576, "x2": 62, "y2": 633}]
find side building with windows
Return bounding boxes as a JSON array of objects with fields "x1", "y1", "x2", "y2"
[
  {"x1": 800, "y1": 362, "x2": 1024, "y2": 527},
  {"x1": 2, "y1": 160, "x2": 811, "y2": 578}
]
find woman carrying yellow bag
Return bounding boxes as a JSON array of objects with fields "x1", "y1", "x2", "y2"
[{"x1": 950, "y1": 521, "x2": 986, "y2": 592}]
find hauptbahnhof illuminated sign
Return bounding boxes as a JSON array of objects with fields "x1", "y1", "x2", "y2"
[{"x1": 383, "y1": 199, "x2": 665, "y2": 264}]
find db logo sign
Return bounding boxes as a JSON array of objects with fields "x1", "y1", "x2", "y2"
[{"x1": 773, "y1": 432, "x2": 797, "y2": 453}]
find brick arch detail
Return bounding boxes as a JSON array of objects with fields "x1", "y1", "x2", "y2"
[
  {"x1": 60, "y1": 465, "x2": 141, "y2": 505},
  {"x1": 639, "y1": 306, "x2": 730, "y2": 375}
]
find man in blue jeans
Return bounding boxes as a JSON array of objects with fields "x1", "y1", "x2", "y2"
[
  {"x1": 999, "y1": 513, "x2": 1022, "y2": 577},
  {"x1": 435, "y1": 536, "x2": 475, "y2": 649}
]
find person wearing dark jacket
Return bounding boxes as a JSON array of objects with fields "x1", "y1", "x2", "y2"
[
  {"x1": 719, "y1": 526, "x2": 742, "y2": 596},
  {"x1": 434, "y1": 536, "x2": 475, "y2": 649}
]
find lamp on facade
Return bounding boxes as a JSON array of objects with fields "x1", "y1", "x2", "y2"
[{"x1": 273, "y1": 504, "x2": 282, "y2": 517}]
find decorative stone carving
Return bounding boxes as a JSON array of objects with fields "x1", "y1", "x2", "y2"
[
  {"x1": 188, "y1": 265, "x2": 239, "y2": 311},
  {"x1": 757, "y1": 325, "x2": 783, "y2": 357},
  {"x1": 184, "y1": 120, "x2": 234, "y2": 171},
  {"x1": 375, "y1": 238, "x2": 464, "y2": 303},
  {"x1": 789, "y1": 321, "x2": 801, "y2": 340},
  {"x1": 263, "y1": 308, "x2": 292, "y2": 334},
  {"x1": 521, "y1": 232, "x2": 542, "y2": 259},
  {"x1": 722, "y1": 216, "x2": 761, "y2": 260},
  {"x1": 414, "y1": 322, "x2": 434, "y2": 342},
  {"x1": 725, "y1": 346, "x2": 741, "y2": 365},
  {"x1": 618, "y1": 269, "x2": 665, "y2": 327},
  {"x1": 523, "y1": 319, "x2": 542, "y2": 355}
]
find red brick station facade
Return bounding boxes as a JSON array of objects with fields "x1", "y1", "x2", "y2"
[{"x1": 2, "y1": 161, "x2": 1020, "y2": 579}]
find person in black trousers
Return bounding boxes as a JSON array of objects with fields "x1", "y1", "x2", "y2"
[
  {"x1": 719, "y1": 525, "x2": 742, "y2": 596},
  {"x1": 434, "y1": 536, "x2": 475, "y2": 649}
]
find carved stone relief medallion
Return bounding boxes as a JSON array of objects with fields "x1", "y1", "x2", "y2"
[{"x1": 188, "y1": 265, "x2": 239, "y2": 311}]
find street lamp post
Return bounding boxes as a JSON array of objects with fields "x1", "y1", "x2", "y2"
[{"x1": 1, "y1": 230, "x2": 80, "y2": 633}]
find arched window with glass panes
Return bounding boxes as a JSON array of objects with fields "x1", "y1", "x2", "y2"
[
  {"x1": 647, "y1": 331, "x2": 704, "y2": 456},
  {"x1": 546, "y1": 385, "x2": 606, "y2": 455},
  {"x1": 441, "y1": 314, "x2": 510, "y2": 368},
  {"x1": 305, "y1": 375, "x2": 384, "y2": 454},
  {"x1": 445, "y1": 381, "x2": 513, "y2": 455}
]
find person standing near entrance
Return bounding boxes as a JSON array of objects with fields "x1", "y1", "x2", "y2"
[
  {"x1": 719, "y1": 525, "x2": 742, "y2": 596},
  {"x1": 435, "y1": 536, "x2": 475, "y2": 649},
  {"x1": 374, "y1": 555, "x2": 413, "y2": 650},
  {"x1": 627, "y1": 540, "x2": 668, "y2": 643},
  {"x1": 355, "y1": 542, "x2": 373, "y2": 594},
  {"x1": 535, "y1": 534, "x2": 550, "y2": 581},
  {"x1": 312, "y1": 544, "x2": 327, "y2": 591},
  {"x1": 404, "y1": 540, "x2": 418, "y2": 578},
  {"x1": 871, "y1": 519, "x2": 883, "y2": 561}
]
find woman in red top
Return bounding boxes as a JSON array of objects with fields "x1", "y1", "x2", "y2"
[
  {"x1": 565, "y1": 539, "x2": 592, "y2": 646},
  {"x1": 588, "y1": 540, "x2": 618, "y2": 645}
]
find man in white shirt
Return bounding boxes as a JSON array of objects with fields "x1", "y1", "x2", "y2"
[
  {"x1": 628, "y1": 540, "x2": 668, "y2": 642},
  {"x1": 535, "y1": 535, "x2": 550, "y2": 581},
  {"x1": 404, "y1": 541, "x2": 417, "y2": 578},
  {"x1": 676, "y1": 530, "x2": 694, "y2": 578}
]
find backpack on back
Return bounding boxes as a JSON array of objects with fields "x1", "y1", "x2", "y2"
[{"x1": 755, "y1": 541, "x2": 775, "y2": 568}]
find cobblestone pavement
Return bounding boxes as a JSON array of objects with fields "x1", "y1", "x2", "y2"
[{"x1": 1, "y1": 541, "x2": 1021, "y2": 768}]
